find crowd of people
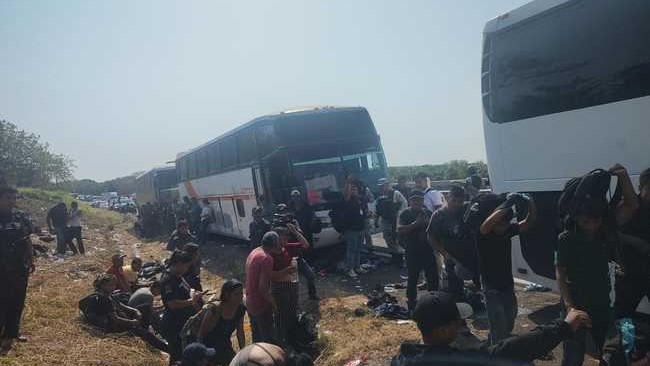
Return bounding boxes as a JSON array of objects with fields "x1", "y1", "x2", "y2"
[
  {"x1": 0, "y1": 161, "x2": 648, "y2": 365},
  {"x1": 137, "y1": 196, "x2": 211, "y2": 242}
]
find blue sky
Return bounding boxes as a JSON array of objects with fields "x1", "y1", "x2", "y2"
[{"x1": 1, "y1": 0, "x2": 529, "y2": 181}]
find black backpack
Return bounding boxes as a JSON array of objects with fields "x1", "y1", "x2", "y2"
[
  {"x1": 558, "y1": 168, "x2": 622, "y2": 221},
  {"x1": 461, "y1": 193, "x2": 508, "y2": 237},
  {"x1": 79, "y1": 292, "x2": 111, "y2": 328},
  {"x1": 288, "y1": 313, "x2": 317, "y2": 353}
]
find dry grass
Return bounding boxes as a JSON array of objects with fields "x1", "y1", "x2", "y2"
[
  {"x1": 2, "y1": 191, "x2": 167, "y2": 366},
  {"x1": 315, "y1": 296, "x2": 420, "y2": 366},
  {"x1": 3, "y1": 189, "x2": 463, "y2": 366}
]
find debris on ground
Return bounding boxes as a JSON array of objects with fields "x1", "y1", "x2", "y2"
[{"x1": 524, "y1": 283, "x2": 552, "y2": 292}]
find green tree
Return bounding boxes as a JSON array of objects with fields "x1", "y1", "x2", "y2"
[{"x1": 0, "y1": 120, "x2": 75, "y2": 187}]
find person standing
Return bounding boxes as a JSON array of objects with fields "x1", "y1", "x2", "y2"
[
  {"x1": 414, "y1": 172, "x2": 446, "y2": 212},
  {"x1": 396, "y1": 175, "x2": 412, "y2": 200},
  {"x1": 337, "y1": 180, "x2": 368, "y2": 278},
  {"x1": 183, "y1": 243, "x2": 203, "y2": 292},
  {"x1": 0, "y1": 187, "x2": 35, "y2": 351},
  {"x1": 167, "y1": 220, "x2": 197, "y2": 251},
  {"x1": 465, "y1": 166, "x2": 483, "y2": 200},
  {"x1": 199, "y1": 199, "x2": 213, "y2": 245},
  {"x1": 427, "y1": 185, "x2": 480, "y2": 300},
  {"x1": 478, "y1": 193, "x2": 537, "y2": 344},
  {"x1": 270, "y1": 225, "x2": 307, "y2": 345},
  {"x1": 612, "y1": 165, "x2": 650, "y2": 319},
  {"x1": 288, "y1": 189, "x2": 319, "y2": 246},
  {"x1": 375, "y1": 178, "x2": 408, "y2": 264},
  {"x1": 67, "y1": 201, "x2": 85, "y2": 255},
  {"x1": 249, "y1": 207, "x2": 271, "y2": 248},
  {"x1": 397, "y1": 191, "x2": 436, "y2": 312},
  {"x1": 245, "y1": 232, "x2": 282, "y2": 344},
  {"x1": 160, "y1": 250, "x2": 202, "y2": 364},
  {"x1": 556, "y1": 198, "x2": 617, "y2": 366},
  {"x1": 47, "y1": 202, "x2": 71, "y2": 255},
  {"x1": 189, "y1": 197, "x2": 202, "y2": 236},
  {"x1": 197, "y1": 280, "x2": 246, "y2": 366}
]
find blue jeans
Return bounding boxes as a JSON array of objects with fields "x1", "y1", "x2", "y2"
[
  {"x1": 344, "y1": 230, "x2": 363, "y2": 270},
  {"x1": 55, "y1": 227, "x2": 68, "y2": 254},
  {"x1": 297, "y1": 257, "x2": 317, "y2": 296},
  {"x1": 483, "y1": 285, "x2": 517, "y2": 344}
]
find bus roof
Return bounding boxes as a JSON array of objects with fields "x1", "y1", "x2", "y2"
[
  {"x1": 135, "y1": 165, "x2": 176, "y2": 180},
  {"x1": 483, "y1": 0, "x2": 570, "y2": 34},
  {"x1": 186, "y1": 105, "x2": 367, "y2": 156}
]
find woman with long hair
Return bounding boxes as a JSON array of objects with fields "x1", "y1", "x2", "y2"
[{"x1": 196, "y1": 279, "x2": 246, "y2": 365}]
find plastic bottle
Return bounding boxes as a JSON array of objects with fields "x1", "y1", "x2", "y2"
[{"x1": 291, "y1": 257, "x2": 299, "y2": 283}]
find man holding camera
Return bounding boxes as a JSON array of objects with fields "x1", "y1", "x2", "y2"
[{"x1": 397, "y1": 191, "x2": 436, "y2": 312}]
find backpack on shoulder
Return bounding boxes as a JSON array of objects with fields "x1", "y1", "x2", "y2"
[{"x1": 180, "y1": 302, "x2": 221, "y2": 348}]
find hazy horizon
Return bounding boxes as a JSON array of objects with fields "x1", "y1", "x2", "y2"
[{"x1": 1, "y1": 0, "x2": 529, "y2": 181}]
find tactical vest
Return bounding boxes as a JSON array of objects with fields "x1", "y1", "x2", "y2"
[{"x1": 0, "y1": 210, "x2": 32, "y2": 271}]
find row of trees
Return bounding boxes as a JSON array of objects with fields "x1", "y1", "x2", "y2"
[
  {"x1": 70, "y1": 174, "x2": 141, "y2": 196},
  {"x1": 388, "y1": 160, "x2": 488, "y2": 181},
  {"x1": 0, "y1": 120, "x2": 75, "y2": 187}
]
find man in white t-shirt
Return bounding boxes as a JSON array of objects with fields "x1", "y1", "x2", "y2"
[
  {"x1": 67, "y1": 201, "x2": 85, "y2": 255},
  {"x1": 414, "y1": 172, "x2": 446, "y2": 212}
]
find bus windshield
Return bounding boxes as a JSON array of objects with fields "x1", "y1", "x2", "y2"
[{"x1": 291, "y1": 150, "x2": 385, "y2": 210}]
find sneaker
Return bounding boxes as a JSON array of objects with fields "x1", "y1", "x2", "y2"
[{"x1": 347, "y1": 269, "x2": 358, "y2": 278}]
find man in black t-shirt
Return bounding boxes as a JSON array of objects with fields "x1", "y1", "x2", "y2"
[
  {"x1": 427, "y1": 185, "x2": 480, "y2": 300},
  {"x1": 478, "y1": 194, "x2": 537, "y2": 344},
  {"x1": 47, "y1": 202, "x2": 69, "y2": 255},
  {"x1": 398, "y1": 191, "x2": 436, "y2": 311}
]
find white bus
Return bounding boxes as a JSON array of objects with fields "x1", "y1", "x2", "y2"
[
  {"x1": 176, "y1": 106, "x2": 388, "y2": 247},
  {"x1": 482, "y1": 0, "x2": 650, "y2": 312}
]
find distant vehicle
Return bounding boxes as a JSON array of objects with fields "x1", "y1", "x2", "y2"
[
  {"x1": 134, "y1": 166, "x2": 179, "y2": 206},
  {"x1": 482, "y1": 0, "x2": 650, "y2": 313},
  {"x1": 176, "y1": 106, "x2": 388, "y2": 247}
]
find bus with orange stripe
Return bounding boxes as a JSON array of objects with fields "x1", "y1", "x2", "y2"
[{"x1": 175, "y1": 106, "x2": 388, "y2": 247}]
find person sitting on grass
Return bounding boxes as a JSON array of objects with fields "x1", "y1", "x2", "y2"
[
  {"x1": 197, "y1": 279, "x2": 246, "y2": 366},
  {"x1": 123, "y1": 257, "x2": 143, "y2": 291},
  {"x1": 391, "y1": 291, "x2": 592, "y2": 366},
  {"x1": 80, "y1": 273, "x2": 167, "y2": 352},
  {"x1": 127, "y1": 280, "x2": 162, "y2": 331},
  {"x1": 106, "y1": 253, "x2": 131, "y2": 293}
]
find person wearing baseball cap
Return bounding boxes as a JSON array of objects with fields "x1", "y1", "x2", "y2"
[
  {"x1": 397, "y1": 190, "x2": 436, "y2": 312},
  {"x1": 375, "y1": 178, "x2": 407, "y2": 265},
  {"x1": 391, "y1": 291, "x2": 593, "y2": 365}
]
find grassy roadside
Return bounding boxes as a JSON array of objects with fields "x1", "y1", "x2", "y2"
[{"x1": 2, "y1": 189, "x2": 167, "y2": 366}]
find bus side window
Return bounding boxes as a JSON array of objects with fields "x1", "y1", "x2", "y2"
[{"x1": 235, "y1": 199, "x2": 246, "y2": 218}]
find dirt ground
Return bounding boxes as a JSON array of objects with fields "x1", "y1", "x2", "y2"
[{"x1": 3, "y1": 192, "x2": 599, "y2": 366}]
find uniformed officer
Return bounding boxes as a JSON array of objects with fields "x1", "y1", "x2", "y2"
[
  {"x1": 0, "y1": 186, "x2": 35, "y2": 351},
  {"x1": 160, "y1": 250, "x2": 202, "y2": 364}
]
